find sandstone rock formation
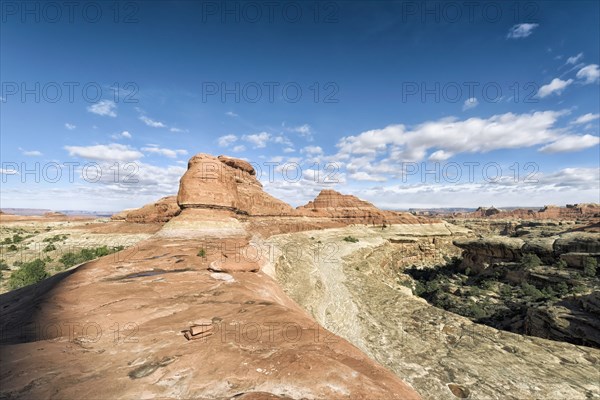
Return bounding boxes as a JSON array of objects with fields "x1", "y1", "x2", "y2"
[
  {"x1": 177, "y1": 154, "x2": 295, "y2": 216},
  {"x1": 464, "y1": 203, "x2": 600, "y2": 221},
  {"x1": 297, "y1": 189, "x2": 424, "y2": 225},
  {"x1": 119, "y1": 196, "x2": 180, "y2": 223}
]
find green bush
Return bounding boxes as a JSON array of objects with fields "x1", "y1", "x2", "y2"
[
  {"x1": 7, "y1": 244, "x2": 18, "y2": 252},
  {"x1": 197, "y1": 248, "x2": 206, "y2": 258},
  {"x1": 520, "y1": 253, "x2": 541, "y2": 269},
  {"x1": 8, "y1": 259, "x2": 48, "y2": 289},
  {"x1": 12, "y1": 234, "x2": 24, "y2": 243},
  {"x1": 44, "y1": 244, "x2": 57, "y2": 252},
  {"x1": 556, "y1": 282, "x2": 569, "y2": 297},
  {"x1": 59, "y1": 246, "x2": 122, "y2": 268},
  {"x1": 583, "y1": 257, "x2": 597, "y2": 277},
  {"x1": 342, "y1": 236, "x2": 359, "y2": 243},
  {"x1": 0, "y1": 260, "x2": 9, "y2": 270},
  {"x1": 521, "y1": 282, "x2": 543, "y2": 300},
  {"x1": 554, "y1": 259, "x2": 568, "y2": 270},
  {"x1": 2, "y1": 237, "x2": 12, "y2": 245}
]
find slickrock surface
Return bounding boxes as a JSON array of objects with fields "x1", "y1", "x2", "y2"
[
  {"x1": 268, "y1": 226, "x2": 600, "y2": 400},
  {"x1": 0, "y1": 153, "x2": 425, "y2": 399}
]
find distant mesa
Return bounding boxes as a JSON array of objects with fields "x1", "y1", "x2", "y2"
[{"x1": 465, "y1": 203, "x2": 600, "y2": 220}]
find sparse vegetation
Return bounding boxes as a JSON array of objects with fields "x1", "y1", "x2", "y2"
[
  {"x1": 520, "y1": 253, "x2": 541, "y2": 269},
  {"x1": 59, "y1": 246, "x2": 124, "y2": 269},
  {"x1": 8, "y1": 258, "x2": 48, "y2": 289},
  {"x1": 44, "y1": 244, "x2": 57, "y2": 252},
  {"x1": 583, "y1": 257, "x2": 597, "y2": 277},
  {"x1": 343, "y1": 236, "x2": 359, "y2": 243},
  {"x1": 197, "y1": 248, "x2": 206, "y2": 257}
]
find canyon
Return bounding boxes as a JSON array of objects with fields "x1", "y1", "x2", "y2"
[{"x1": 1, "y1": 153, "x2": 598, "y2": 399}]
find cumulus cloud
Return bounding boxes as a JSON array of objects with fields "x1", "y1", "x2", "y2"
[
  {"x1": 87, "y1": 100, "x2": 117, "y2": 117},
  {"x1": 64, "y1": 143, "x2": 143, "y2": 161},
  {"x1": 243, "y1": 132, "x2": 270, "y2": 148},
  {"x1": 576, "y1": 64, "x2": 600, "y2": 84},
  {"x1": 537, "y1": 78, "x2": 573, "y2": 97},
  {"x1": 336, "y1": 110, "x2": 566, "y2": 164},
  {"x1": 539, "y1": 134, "x2": 599, "y2": 153},
  {"x1": 141, "y1": 146, "x2": 188, "y2": 158},
  {"x1": 301, "y1": 145, "x2": 323, "y2": 155},
  {"x1": 169, "y1": 127, "x2": 188, "y2": 133},
  {"x1": 507, "y1": 23, "x2": 539, "y2": 39},
  {"x1": 65, "y1": 123, "x2": 76, "y2": 130},
  {"x1": 428, "y1": 150, "x2": 453, "y2": 161},
  {"x1": 217, "y1": 134, "x2": 238, "y2": 147}
]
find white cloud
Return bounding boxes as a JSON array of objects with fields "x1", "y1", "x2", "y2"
[
  {"x1": 65, "y1": 123, "x2": 76, "y2": 130},
  {"x1": 19, "y1": 148, "x2": 43, "y2": 156},
  {"x1": 273, "y1": 135, "x2": 293, "y2": 146},
  {"x1": 0, "y1": 168, "x2": 19, "y2": 175},
  {"x1": 462, "y1": 97, "x2": 479, "y2": 111},
  {"x1": 336, "y1": 110, "x2": 566, "y2": 165},
  {"x1": 232, "y1": 145, "x2": 246, "y2": 152},
  {"x1": 506, "y1": 23, "x2": 539, "y2": 39},
  {"x1": 428, "y1": 150, "x2": 453, "y2": 161},
  {"x1": 537, "y1": 78, "x2": 573, "y2": 97},
  {"x1": 348, "y1": 171, "x2": 387, "y2": 182},
  {"x1": 283, "y1": 147, "x2": 295, "y2": 153},
  {"x1": 539, "y1": 134, "x2": 599, "y2": 153},
  {"x1": 121, "y1": 130, "x2": 132, "y2": 139},
  {"x1": 217, "y1": 134, "x2": 238, "y2": 147},
  {"x1": 141, "y1": 146, "x2": 188, "y2": 158},
  {"x1": 301, "y1": 145, "x2": 323, "y2": 155},
  {"x1": 87, "y1": 100, "x2": 117, "y2": 117},
  {"x1": 572, "y1": 113, "x2": 600, "y2": 125},
  {"x1": 139, "y1": 115, "x2": 167, "y2": 128},
  {"x1": 566, "y1": 53, "x2": 583, "y2": 65},
  {"x1": 243, "y1": 132, "x2": 270, "y2": 148},
  {"x1": 576, "y1": 64, "x2": 600, "y2": 84},
  {"x1": 169, "y1": 127, "x2": 188, "y2": 133},
  {"x1": 226, "y1": 111, "x2": 239, "y2": 117},
  {"x1": 288, "y1": 124, "x2": 313, "y2": 140},
  {"x1": 64, "y1": 143, "x2": 143, "y2": 161}
]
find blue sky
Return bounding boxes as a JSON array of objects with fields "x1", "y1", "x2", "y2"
[{"x1": 1, "y1": 1, "x2": 599, "y2": 211}]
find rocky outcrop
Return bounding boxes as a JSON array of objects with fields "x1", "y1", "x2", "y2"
[
  {"x1": 297, "y1": 189, "x2": 424, "y2": 225},
  {"x1": 110, "y1": 196, "x2": 181, "y2": 223},
  {"x1": 463, "y1": 203, "x2": 600, "y2": 221},
  {"x1": 453, "y1": 236, "x2": 525, "y2": 272},
  {"x1": 177, "y1": 154, "x2": 295, "y2": 216}
]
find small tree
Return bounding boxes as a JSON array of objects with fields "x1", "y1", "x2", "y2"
[{"x1": 554, "y1": 259, "x2": 568, "y2": 270}]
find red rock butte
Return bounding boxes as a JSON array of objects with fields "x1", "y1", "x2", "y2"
[{"x1": 0, "y1": 153, "x2": 423, "y2": 399}]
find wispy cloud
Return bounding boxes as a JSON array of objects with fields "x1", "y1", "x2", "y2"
[
  {"x1": 566, "y1": 52, "x2": 584, "y2": 65},
  {"x1": 65, "y1": 123, "x2": 76, "y2": 130},
  {"x1": 142, "y1": 145, "x2": 188, "y2": 158},
  {"x1": 217, "y1": 134, "x2": 238, "y2": 147},
  {"x1": 243, "y1": 132, "x2": 270, "y2": 148},
  {"x1": 506, "y1": 23, "x2": 539, "y2": 39},
  {"x1": 226, "y1": 111, "x2": 239, "y2": 117},
  {"x1": 571, "y1": 113, "x2": 600, "y2": 125},
  {"x1": 87, "y1": 100, "x2": 117, "y2": 117},
  {"x1": 65, "y1": 143, "x2": 143, "y2": 162},
  {"x1": 139, "y1": 115, "x2": 167, "y2": 128},
  {"x1": 19, "y1": 148, "x2": 43, "y2": 156},
  {"x1": 539, "y1": 134, "x2": 599, "y2": 153}
]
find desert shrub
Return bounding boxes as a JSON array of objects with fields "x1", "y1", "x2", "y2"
[
  {"x1": 413, "y1": 281, "x2": 426, "y2": 296},
  {"x1": 521, "y1": 282, "x2": 543, "y2": 300},
  {"x1": 44, "y1": 244, "x2": 57, "y2": 252},
  {"x1": 59, "y1": 246, "x2": 122, "y2": 268},
  {"x1": 0, "y1": 260, "x2": 9, "y2": 270},
  {"x1": 500, "y1": 284, "x2": 512, "y2": 297},
  {"x1": 12, "y1": 234, "x2": 24, "y2": 243},
  {"x1": 2, "y1": 237, "x2": 12, "y2": 244},
  {"x1": 583, "y1": 257, "x2": 597, "y2": 277},
  {"x1": 520, "y1": 253, "x2": 541, "y2": 269},
  {"x1": 554, "y1": 259, "x2": 568, "y2": 269},
  {"x1": 197, "y1": 248, "x2": 206, "y2": 257},
  {"x1": 466, "y1": 303, "x2": 486, "y2": 319},
  {"x1": 7, "y1": 244, "x2": 18, "y2": 252},
  {"x1": 555, "y1": 282, "x2": 569, "y2": 297},
  {"x1": 343, "y1": 236, "x2": 359, "y2": 243},
  {"x1": 8, "y1": 259, "x2": 48, "y2": 289}
]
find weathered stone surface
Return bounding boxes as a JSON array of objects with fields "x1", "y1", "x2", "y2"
[
  {"x1": 111, "y1": 196, "x2": 180, "y2": 223},
  {"x1": 464, "y1": 203, "x2": 600, "y2": 221},
  {"x1": 554, "y1": 232, "x2": 600, "y2": 255},
  {"x1": 297, "y1": 189, "x2": 425, "y2": 225},
  {"x1": 177, "y1": 153, "x2": 295, "y2": 216},
  {"x1": 453, "y1": 236, "x2": 525, "y2": 272}
]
